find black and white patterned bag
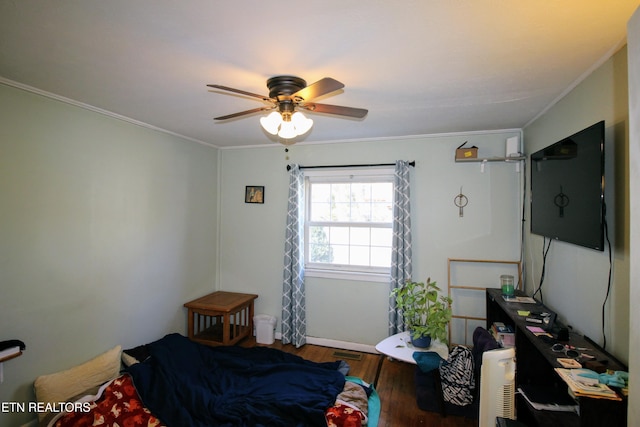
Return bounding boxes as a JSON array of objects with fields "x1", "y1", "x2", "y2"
[{"x1": 439, "y1": 345, "x2": 475, "y2": 406}]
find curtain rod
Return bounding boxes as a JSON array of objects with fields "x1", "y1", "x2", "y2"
[{"x1": 286, "y1": 161, "x2": 415, "y2": 171}]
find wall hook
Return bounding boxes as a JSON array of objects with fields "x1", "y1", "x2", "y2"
[{"x1": 454, "y1": 187, "x2": 468, "y2": 217}]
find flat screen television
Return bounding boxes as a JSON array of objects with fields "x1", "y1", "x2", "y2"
[{"x1": 530, "y1": 121, "x2": 605, "y2": 251}]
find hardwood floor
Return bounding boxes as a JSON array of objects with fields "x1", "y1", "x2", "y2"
[{"x1": 241, "y1": 338, "x2": 476, "y2": 427}]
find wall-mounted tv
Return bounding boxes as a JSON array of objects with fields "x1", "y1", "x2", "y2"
[{"x1": 530, "y1": 121, "x2": 605, "y2": 251}]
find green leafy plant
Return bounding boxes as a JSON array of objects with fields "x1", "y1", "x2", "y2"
[{"x1": 391, "y1": 278, "x2": 453, "y2": 344}]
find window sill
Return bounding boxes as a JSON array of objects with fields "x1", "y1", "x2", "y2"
[{"x1": 305, "y1": 268, "x2": 390, "y2": 283}]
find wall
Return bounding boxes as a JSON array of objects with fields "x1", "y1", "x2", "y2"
[
  {"x1": 0, "y1": 83, "x2": 219, "y2": 426},
  {"x1": 219, "y1": 130, "x2": 523, "y2": 348},
  {"x1": 522, "y1": 46, "x2": 630, "y2": 364},
  {"x1": 626, "y1": 6, "x2": 639, "y2": 425}
]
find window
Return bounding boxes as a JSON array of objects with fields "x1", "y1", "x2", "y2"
[{"x1": 304, "y1": 168, "x2": 394, "y2": 280}]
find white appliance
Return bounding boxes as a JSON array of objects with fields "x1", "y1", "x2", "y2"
[
  {"x1": 479, "y1": 347, "x2": 516, "y2": 427},
  {"x1": 505, "y1": 136, "x2": 521, "y2": 157}
]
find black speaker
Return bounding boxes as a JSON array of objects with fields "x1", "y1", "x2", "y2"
[{"x1": 557, "y1": 327, "x2": 569, "y2": 341}]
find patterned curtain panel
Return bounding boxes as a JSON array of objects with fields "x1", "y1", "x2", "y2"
[
  {"x1": 389, "y1": 160, "x2": 413, "y2": 335},
  {"x1": 281, "y1": 164, "x2": 307, "y2": 348}
]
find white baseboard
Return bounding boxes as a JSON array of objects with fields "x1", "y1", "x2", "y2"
[{"x1": 274, "y1": 332, "x2": 378, "y2": 354}]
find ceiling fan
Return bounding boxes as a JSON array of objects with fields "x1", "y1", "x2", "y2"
[{"x1": 207, "y1": 76, "x2": 368, "y2": 140}]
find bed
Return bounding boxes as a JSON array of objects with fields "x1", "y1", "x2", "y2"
[{"x1": 34, "y1": 333, "x2": 380, "y2": 427}]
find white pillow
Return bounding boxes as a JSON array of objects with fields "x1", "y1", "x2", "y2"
[
  {"x1": 120, "y1": 351, "x2": 139, "y2": 367},
  {"x1": 34, "y1": 345, "x2": 121, "y2": 420}
]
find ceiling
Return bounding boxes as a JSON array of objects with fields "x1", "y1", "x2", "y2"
[{"x1": 1, "y1": 1, "x2": 638, "y2": 148}]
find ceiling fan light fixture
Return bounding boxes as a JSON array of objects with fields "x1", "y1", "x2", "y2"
[
  {"x1": 291, "y1": 111, "x2": 313, "y2": 135},
  {"x1": 260, "y1": 111, "x2": 282, "y2": 135},
  {"x1": 260, "y1": 110, "x2": 313, "y2": 139},
  {"x1": 278, "y1": 120, "x2": 297, "y2": 139}
]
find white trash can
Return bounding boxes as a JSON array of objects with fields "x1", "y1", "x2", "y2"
[{"x1": 253, "y1": 314, "x2": 277, "y2": 344}]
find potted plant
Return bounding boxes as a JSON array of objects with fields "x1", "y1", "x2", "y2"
[{"x1": 391, "y1": 278, "x2": 453, "y2": 348}]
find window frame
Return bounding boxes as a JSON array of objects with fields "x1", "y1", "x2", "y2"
[{"x1": 303, "y1": 167, "x2": 395, "y2": 282}]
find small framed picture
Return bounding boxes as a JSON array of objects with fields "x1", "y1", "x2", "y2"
[{"x1": 245, "y1": 186, "x2": 264, "y2": 204}]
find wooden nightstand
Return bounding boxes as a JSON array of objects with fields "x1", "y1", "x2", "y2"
[{"x1": 184, "y1": 291, "x2": 258, "y2": 346}]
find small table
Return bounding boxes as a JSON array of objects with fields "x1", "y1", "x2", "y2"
[
  {"x1": 184, "y1": 291, "x2": 258, "y2": 346},
  {"x1": 376, "y1": 332, "x2": 451, "y2": 414},
  {"x1": 375, "y1": 331, "x2": 449, "y2": 363}
]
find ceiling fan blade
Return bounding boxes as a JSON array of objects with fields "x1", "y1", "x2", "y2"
[
  {"x1": 301, "y1": 102, "x2": 368, "y2": 118},
  {"x1": 214, "y1": 106, "x2": 275, "y2": 120},
  {"x1": 292, "y1": 77, "x2": 345, "y2": 101},
  {"x1": 207, "y1": 84, "x2": 272, "y2": 102}
]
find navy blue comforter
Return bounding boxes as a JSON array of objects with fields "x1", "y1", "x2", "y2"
[{"x1": 127, "y1": 333, "x2": 346, "y2": 427}]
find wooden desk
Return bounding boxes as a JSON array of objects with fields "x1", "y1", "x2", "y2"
[
  {"x1": 184, "y1": 291, "x2": 258, "y2": 346},
  {"x1": 486, "y1": 288, "x2": 627, "y2": 427}
]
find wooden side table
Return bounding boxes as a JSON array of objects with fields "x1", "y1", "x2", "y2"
[{"x1": 184, "y1": 291, "x2": 258, "y2": 346}]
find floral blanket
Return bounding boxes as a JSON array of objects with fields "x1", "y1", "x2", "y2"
[{"x1": 51, "y1": 375, "x2": 165, "y2": 427}]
